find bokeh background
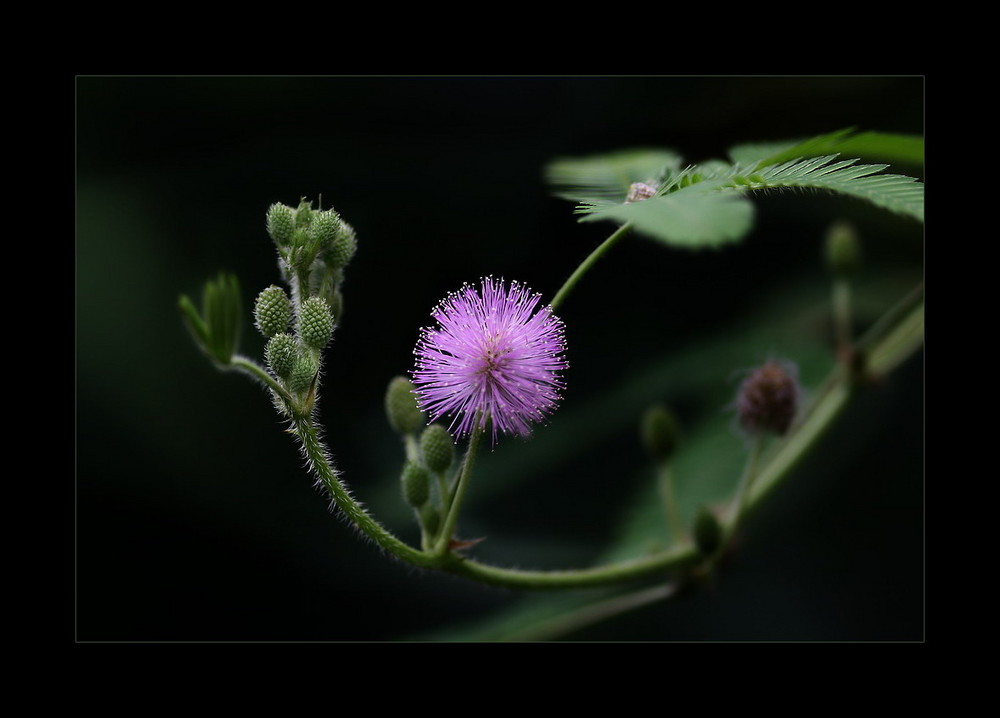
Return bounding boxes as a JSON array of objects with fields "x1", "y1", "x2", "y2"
[{"x1": 77, "y1": 76, "x2": 924, "y2": 641}]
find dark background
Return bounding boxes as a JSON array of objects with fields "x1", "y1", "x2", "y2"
[{"x1": 76, "y1": 76, "x2": 924, "y2": 641}]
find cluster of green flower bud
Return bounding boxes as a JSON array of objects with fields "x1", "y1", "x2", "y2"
[
  {"x1": 384, "y1": 376, "x2": 457, "y2": 539},
  {"x1": 265, "y1": 198, "x2": 357, "y2": 317},
  {"x1": 250, "y1": 197, "x2": 359, "y2": 406},
  {"x1": 255, "y1": 289, "x2": 334, "y2": 399}
]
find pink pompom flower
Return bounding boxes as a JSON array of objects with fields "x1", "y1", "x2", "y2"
[{"x1": 412, "y1": 277, "x2": 568, "y2": 443}]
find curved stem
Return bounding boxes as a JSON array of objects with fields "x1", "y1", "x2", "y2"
[
  {"x1": 230, "y1": 355, "x2": 299, "y2": 412},
  {"x1": 293, "y1": 416, "x2": 437, "y2": 568},
  {"x1": 443, "y1": 544, "x2": 698, "y2": 589},
  {"x1": 257, "y1": 298, "x2": 923, "y2": 591},
  {"x1": 549, "y1": 223, "x2": 632, "y2": 312}
]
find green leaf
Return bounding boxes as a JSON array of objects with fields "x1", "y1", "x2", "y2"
[
  {"x1": 730, "y1": 128, "x2": 924, "y2": 170},
  {"x1": 545, "y1": 148, "x2": 683, "y2": 203},
  {"x1": 728, "y1": 128, "x2": 856, "y2": 167},
  {"x1": 178, "y1": 293, "x2": 210, "y2": 348},
  {"x1": 580, "y1": 182, "x2": 755, "y2": 248},
  {"x1": 829, "y1": 131, "x2": 923, "y2": 169},
  {"x1": 182, "y1": 272, "x2": 243, "y2": 366},
  {"x1": 741, "y1": 154, "x2": 923, "y2": 221},
  {"x1": 551, "y1": 132, "x2": 923, "y2": 251}
]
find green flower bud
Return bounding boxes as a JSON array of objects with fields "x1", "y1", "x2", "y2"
[
  {"x1": 324, "y1": 221, "x2": 357, "y2": 269},
  {"x1": 385, "y1": 376, "x2": 425, "y2": 435},
  {"x1": 311, "y1": 210, "x2": 343, "y2": 249},
  {"x1": 266, "y1": 203, "x2": 295, "y2": 247},
  {"x1": 298, "y1": 296, "x2": 335, "y2": 349},
  {"x1": 401, "y1": 460, "x2": 431, "y2": 507},
  {"x1": 420, "y1": 503, "x2": 441, "y2": 537},
  {"x1": 287, "y1": 350, "x2": 319, "y2": 394},
  {"x1": 420, "y1": 424, "x2": 454, "y2": 473},
  {"x1": 824, "y1": 220, "x2": 862, "y2": 276},
  {"x1": 253, "y1": 285, "x2": 293, "y2": 338},
  {"x1": 640, "y1": 404, "x2": 680, "y2": 462},
  {"x1": 264, "y1": 333, "x2": 298, "y2": 379},
  {"x1": 693, "y1": 506, "x2": 723, "y2": 557},
  {"x1": 294, "y1": 198, "x2": 314, "y2": 228}
]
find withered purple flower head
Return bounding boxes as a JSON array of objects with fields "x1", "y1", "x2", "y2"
[
  {"x1": 412, "y1": 277, "x2": 568, "y2": 443},
  {"x1": 736, "y1": 359, "x2": 801, "y2": 436}
]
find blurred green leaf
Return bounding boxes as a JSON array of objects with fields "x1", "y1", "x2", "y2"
[
  {"x1": 546, "y1": 148, "x2": 683, "y2": 203},
  {"x1": 730, "y1": 128, "x2": 924, "y2": 170},
  {"x1": 580, "y1": 182, "x2": 756, "y2": 248},
  {"x1": 180, "y1": 272, "x2": 243, "y2": 366}
]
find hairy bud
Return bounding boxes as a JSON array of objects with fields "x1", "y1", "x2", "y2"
[
  {"x1": 266, "y1": 203, "x2": 295, "y2": 247},
  {"x1": 324, "y1": 221, "x2": 358, "y2": 269},
  {"x1": 298, "y1": 296, "x2": 335, "y2": 349},
  {"x1": 287, "y1": 351, "x2": 319, "y2": 394},
  {"x1": 736, "y1": 360, "x2": 800, "y2": 436},
  {"x1": 401, "y1": 460, "x2": 431, "y2": 508},
  {"x1": 385, "y1": 376, "x2": 425, "y2": 435},
  {"x1": 294, "y1": 198, "x2": 314, "y2": 228},
  {"x1": 264, "y1": 333, "x2": 297, "y2": 379},
  {"x1": 254, "y1": 285, "x2": 293, "y2": 338},
  {"x1": 420, "y1": 424, "x2": 455, "y2": 473},
  {"x1": 311, "y1": 210, "x2": 343, "y2": 249}
]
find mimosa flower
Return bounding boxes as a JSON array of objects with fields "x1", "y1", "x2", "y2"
[{"x1": 412, "y1": 277, "x2": 568, "y2": 443}]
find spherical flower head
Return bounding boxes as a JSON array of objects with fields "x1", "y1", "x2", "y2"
[
  {"x1": 412, "y1": 277, "x2": 568, "y2": 443},
  {"x1": 736, "y1": 360, "x2": 801, "y2": 436}
]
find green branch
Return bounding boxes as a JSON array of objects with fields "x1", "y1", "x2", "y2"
[
  {"x1": 283, "y1": 301, "x2": 920, "y2": 590},
  {"x1": 550, "y1": 223, "x2": 631, "y2": 312}
]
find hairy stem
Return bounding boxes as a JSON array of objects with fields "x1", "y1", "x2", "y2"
[
  {"x1": 264, "y1": 298, "x2": 922, "y2": 591},
  {"x1": 230, "y1": 355, "x2": 299, "y2": 412},
  {"x1": 293, "y1": 416, "x2": 436, "y2": 568}
]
